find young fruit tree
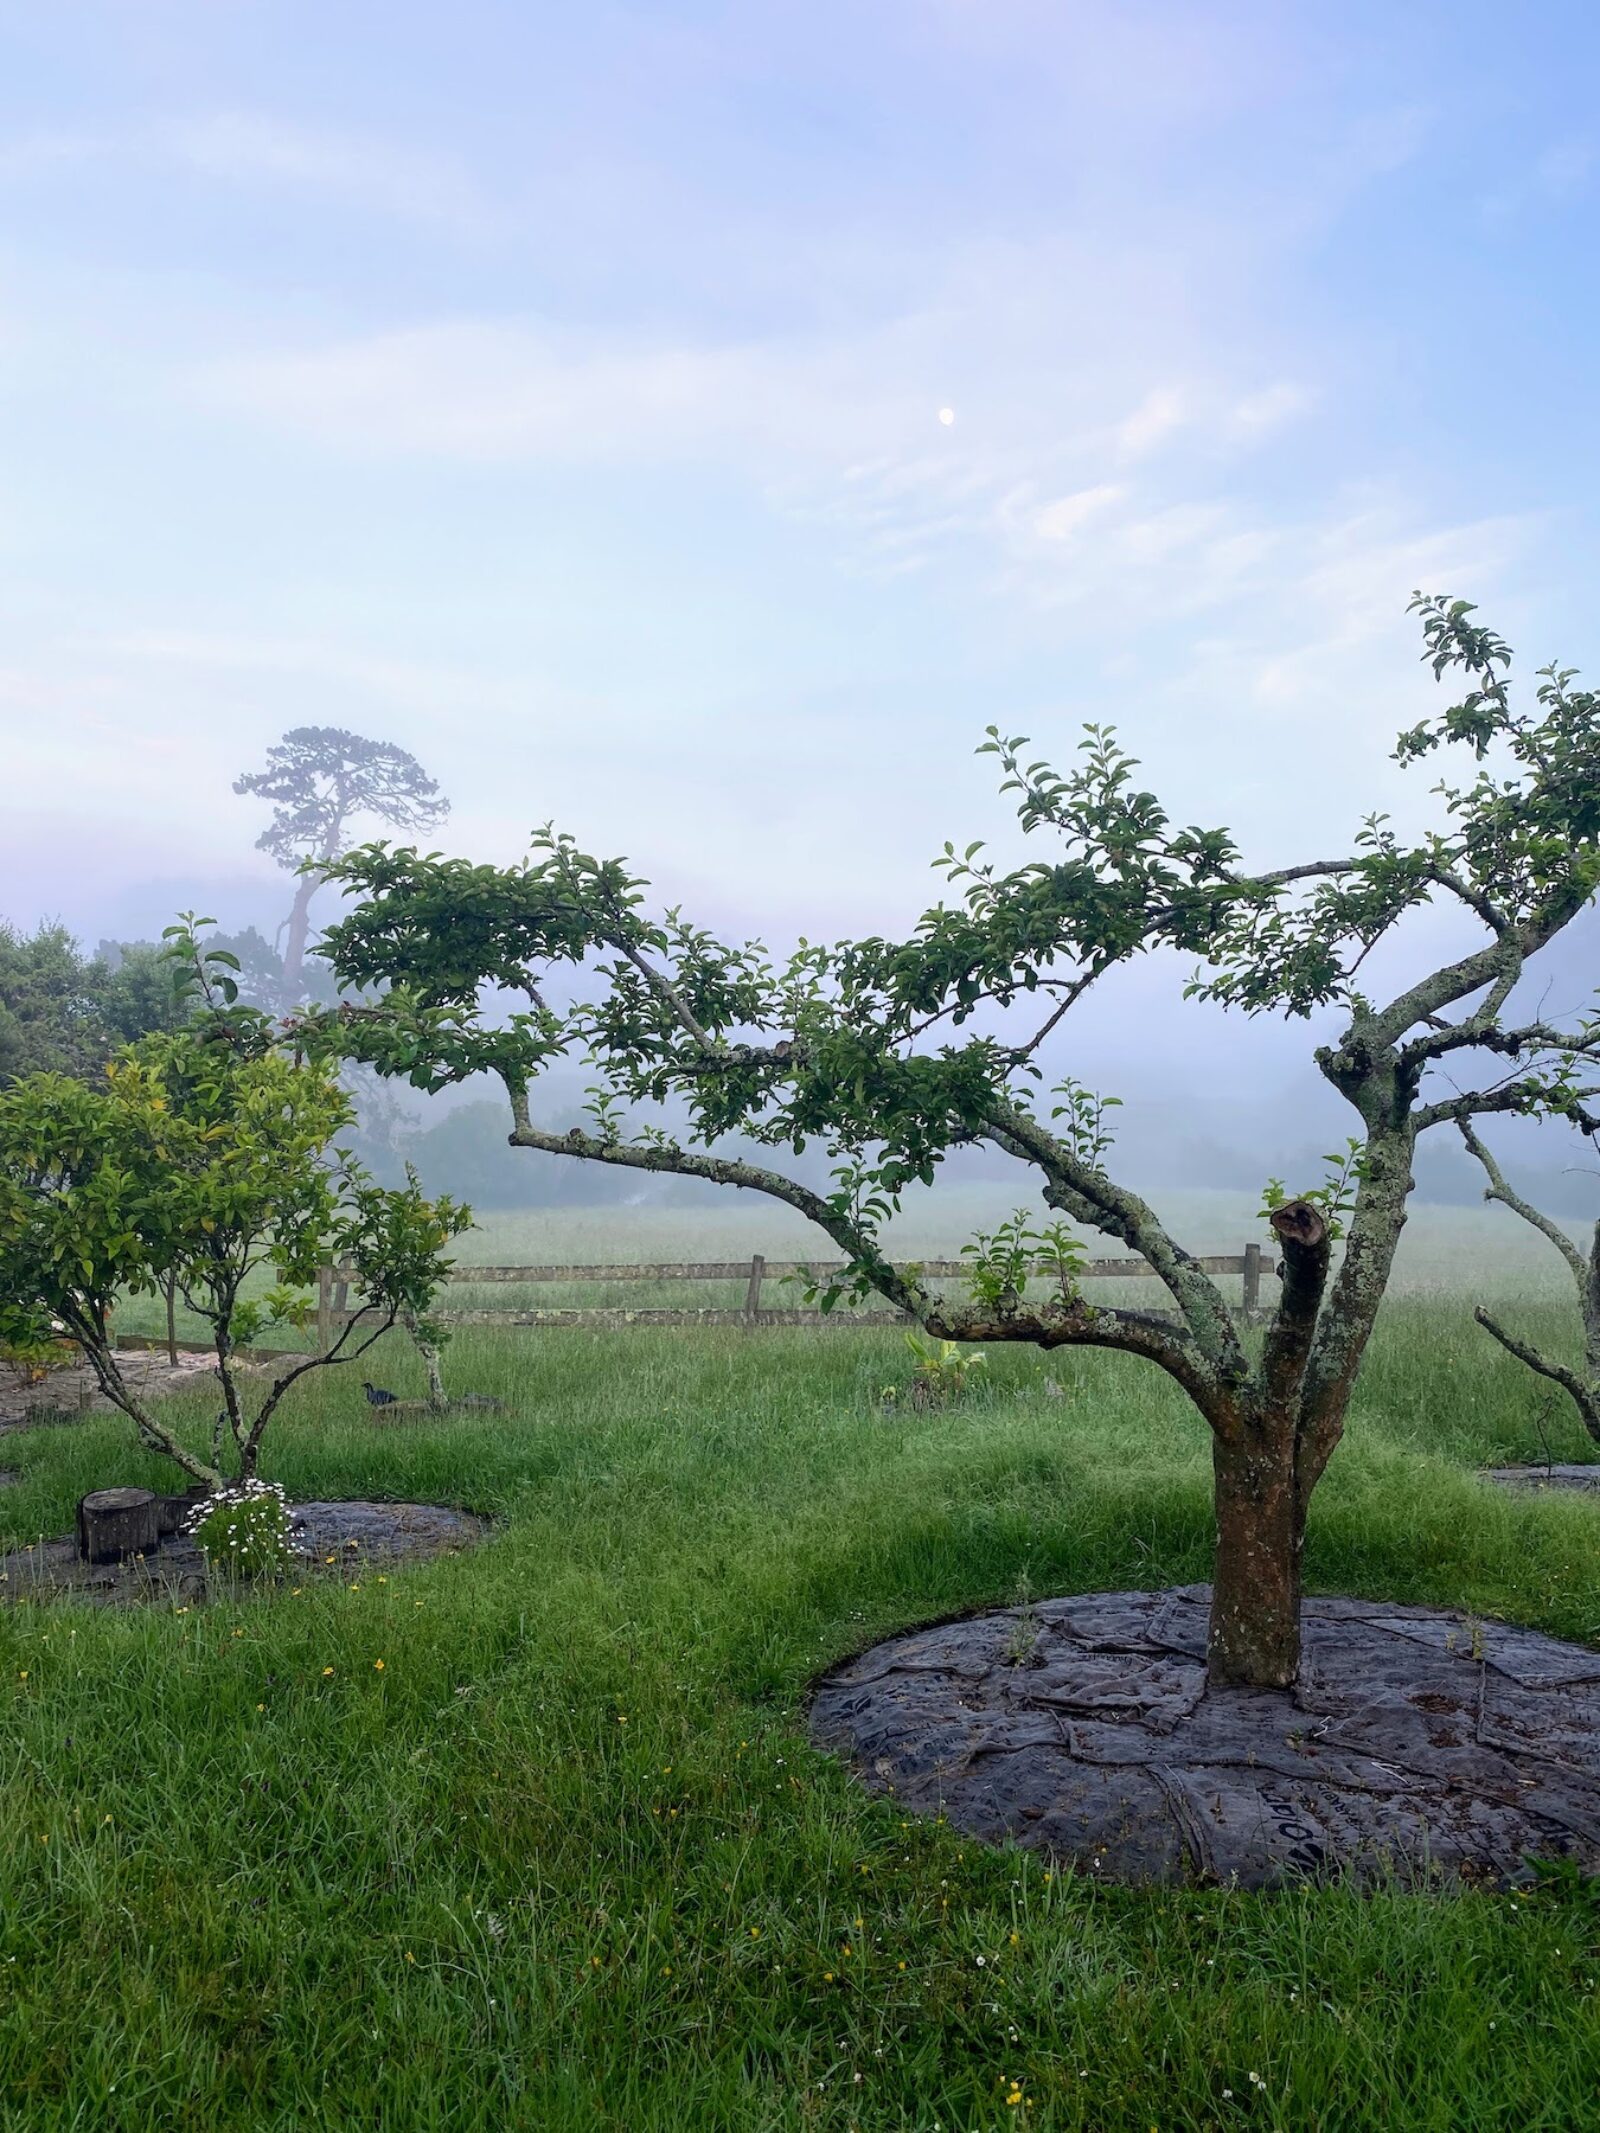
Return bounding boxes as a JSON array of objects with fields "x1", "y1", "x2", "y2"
[
  {"x1": 312, "y1": 596, "x2": 1600, "y2": 1691},
  {"x1": 0, "y1": 924, "x2": 469, "y2": 1487},
  {"x1": 1459, "y1": 1121, "x2": 1600, "y2": 1444}
]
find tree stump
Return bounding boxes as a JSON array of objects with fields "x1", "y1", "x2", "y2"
[
  {"x1": 76, "y1": 1487, "x2": 162, "y2": 1563},
  {"x1": 156, "y1": 1484, "x2": 213, "y2": 1536}
]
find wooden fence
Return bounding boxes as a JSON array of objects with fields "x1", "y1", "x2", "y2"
[{"x1": 315, "y1": 1246, "x2": 1268, "y2": 1343}]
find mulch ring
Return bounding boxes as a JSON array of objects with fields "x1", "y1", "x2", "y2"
[
  {"x1": 0, "y1": 1499, "x2": 488, "y2": 1607},
  {"x1": 363, "y1": 1396, "x2": 507, "y2": 1423},
  {"x1": 810, "y1": 1585, "x2": 1600, "y2": 1891},
  {"x1": 1482, "y1": 1464, "x2": 1600, "y2": 1494}
]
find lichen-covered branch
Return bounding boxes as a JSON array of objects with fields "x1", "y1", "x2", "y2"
[
  {"x1": 1457, "y1": 1122, "x2": 1600, "y2": 1445},
  {"x1": 1473, "y1": 1305, "x2": 1600, "y2": 1442},
  {"x1": 1459, "y1": 1121, "x2": 1589, "y2": 1282},
  {"x1": 504, "y1": 1087, "x2": 930, "y2": 1320}
]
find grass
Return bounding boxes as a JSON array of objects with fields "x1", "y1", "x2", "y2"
[{"x1": 2, "y1": 1292, "x2": 1600, "y2": 2129}]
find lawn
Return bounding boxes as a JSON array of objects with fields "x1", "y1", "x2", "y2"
[{"x1": 2, "y1": 1294, "x2": 1599, "y2": 2130}]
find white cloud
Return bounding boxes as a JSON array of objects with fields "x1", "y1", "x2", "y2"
[
  {"x1": 1227, "y1": 381, "x2": 1311, "y2": 437},
  {"x1": 0, "y1": 126, "x2": 109, "y2": 178},
  {"x1": 1115, "y1": 385, "x2": 1189, "y2": 459},
  {"x1": 170, "y1": 113, "x2": 501, "y2": 236},
  {"x1": 1032, "y1": 483, "x2": 1125, "y2": 543},
  {"x1": 202, "y1": 319, "x2": 896, "y2": 463}
]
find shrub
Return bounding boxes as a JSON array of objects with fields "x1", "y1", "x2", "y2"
[{"x1": 184, "y1": 1480, "x2": 297, "y2": 1580}]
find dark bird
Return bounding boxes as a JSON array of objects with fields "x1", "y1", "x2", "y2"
[{"x1": 362, "y1": 1382, "x2": 400, "y2": 1408}]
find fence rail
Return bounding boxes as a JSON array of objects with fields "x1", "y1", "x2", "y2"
[{"x1": 314, "y1": 1245, "x2": 1268, "y2": 1342}]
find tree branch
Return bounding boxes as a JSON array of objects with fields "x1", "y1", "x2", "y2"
[
  {"x1": 1420, "y1": 863, "x2": 1510, "y2": 936},
  {"x1": 1457, "y1": 1121, "x2": 1589, "y2": 1284},
  {"x1": 920, "y1": 1291, "x2": 1222, "y2": 1413},
  {"x1": 1473, "y1": 1306, "x2": 1600, "y2": 1442},
  {"x1": 1259, "y1": 1200, "x2": 1330, "y2": 1415},
  {"x1": 57, "y1": 1300, "x2": 219, "y2": 1485},
  {"x1": 1417, "y1": 1080, "x2": 1600, "y2": 1131},
  {"x1": 608, "y1": 939, "x2": 720, "y2": 1056},
  {"x1": 503, "y1": 1083, "x2": 930, "y2": 1319},
  {"x1": 242, "y1": 1303, "x2": 399, "y2": 1461},
  {"x1": 982, "y1": 1093, "x2": 1247, "y2": 1382}
]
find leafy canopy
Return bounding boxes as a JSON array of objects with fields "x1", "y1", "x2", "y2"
[
  {"x1": 235, "y1": 727, "x2": 449, "y2": 872},
  {"x1": 0, "y1": 920, "x2": 470, "y2": 1483},
  {"x1": 312, "y1": 594, "x2": 1600, "y2": 1285}
]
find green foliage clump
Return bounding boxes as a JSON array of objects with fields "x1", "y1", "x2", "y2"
[
  {"x1": 0, "y1": 919, "x2": 471, "y2": 1486},
  {"x1": 961, "y1": 1209, "x2": 1086, "y2": 1310},
  {"x1": 1258, "y1": 1138, "x2": 1370, "y2": 1241},
  {"x1": 887, "y1": 1331, "x2": 987, "y2": 1409},
  {"x1": 184, "y1": 1479, "x2": 296, "y2": 1580},
  {"x1": 0, "y1": 922, "x2": 188, "y2": 1087}
]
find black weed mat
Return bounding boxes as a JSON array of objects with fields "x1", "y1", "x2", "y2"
[
  {"x1": 812, "y1": 1585, "x2": 1600, "y2": 1890},
  {"x1": 0, "y1": 1499, "x2": 488, "y2": 1606}
]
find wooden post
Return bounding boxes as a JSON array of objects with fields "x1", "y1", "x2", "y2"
[
  {"x1": 76, "y1": 1487, "x2": 162, "y2": 1564},
  {"x1": 333, "y1": 1261, "x2": 351, "y2": 1319},
  {"x1": 164, "y1": 1274, "x2": 179, "y2": 1368},
  {"x1": 1242, "y1": 1242, "x2": 1262, "y2": 1318},
  {"x1": 317, "y1": 1266, "x2": 333, "y2": 1354},
  {"x1": 745, "y1": 1253, "x2": 766, "y2": 1320}
]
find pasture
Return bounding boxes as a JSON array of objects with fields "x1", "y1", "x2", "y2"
[{"x1": 2, "y1": 1206, "x2": 1600, "y2": 2129}]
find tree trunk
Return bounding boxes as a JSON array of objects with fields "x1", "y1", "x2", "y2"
[
  {"x1": 279, "y1": 867, "x2": 323, "y2": 1014},
  {"x1": 1207, "y1": 1418, "x2": 1303, "y2": 1689},
  {"x1": 404, "y1": 1311, "x2": 448, "y2": 1415}
]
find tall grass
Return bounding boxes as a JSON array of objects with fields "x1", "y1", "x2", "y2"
[{"x1": 1, "y1": 1296, "x2": 1598, "y2": 2129}]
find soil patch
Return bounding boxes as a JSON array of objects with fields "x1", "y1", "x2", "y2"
[
  {"x1": 0, "y1": 1349, "x2": 287, "y2": 1436},
  {"x1": 0, "y1": 1499, "x2": 488, "y2": 1607},
  {"x1": 1482, "y1": 1464, "x2": 1600, "y2": 1494},
  {"x1": 810, "y1": 1585, "x2": 1600, "y2": 1890}
]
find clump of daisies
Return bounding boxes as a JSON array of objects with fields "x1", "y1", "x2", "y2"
[{"x1": 184, "y1": 1479, "x2": 298, "y2": 1580}]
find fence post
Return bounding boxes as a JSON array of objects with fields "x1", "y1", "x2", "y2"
[
  {"x1": 1242, "y1": 1243, "x2": 1261, "y2": 1319},
  {"x1": 317, "y1": 1266, "x2": 333, "y2": 1354},
  {"x1": 333, "y1": 1261, "x2": 351, "y2": 1319},
  {"x1": 745, "y1": 1253, "x2": 766, "y2": 1320},
  {"x1": 164, "y1": 1274, "x2": 178, "y2": 1368}
]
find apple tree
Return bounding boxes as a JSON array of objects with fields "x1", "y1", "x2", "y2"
[
  {"x1": 311, "y1": 598, "x2": 1600, "y2": 1688},
  {"x1": 0, "y1": 924, "x2": 470, "y2": 1486}
]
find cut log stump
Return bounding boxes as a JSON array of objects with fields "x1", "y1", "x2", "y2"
[
  {"x1": 156, "y1": 1484, "x2": 213, "y2": 1536},
  {"x1": 76, "y1": 1487, "x2": 162, "y2": 1564}
]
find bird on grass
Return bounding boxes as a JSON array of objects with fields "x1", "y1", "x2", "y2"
[{"x1": 362, "y1": 1381, "x2": 400, "y2": 1408}]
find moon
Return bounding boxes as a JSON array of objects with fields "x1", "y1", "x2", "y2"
[{"x1": 938, "y1": 406, "x2": 956, "y2": 426}]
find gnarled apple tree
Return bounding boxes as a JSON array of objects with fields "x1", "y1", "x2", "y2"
[{"x1": 311, "y1": 597, "x2": 1600, "y2": 1689}]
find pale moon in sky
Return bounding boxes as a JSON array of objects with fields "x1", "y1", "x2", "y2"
[{"x1": 937, "y1": 406, "x2": 955, "y2": 425}]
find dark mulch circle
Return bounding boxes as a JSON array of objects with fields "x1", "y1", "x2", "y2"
[
  {"x1": 810, "y1": 1586, "x2": 1600, "y2": 1890},
  {"x1": 0, "y1": 1471, "x2": 16, "y2": 1489},
  {"x1": 1482, "y1": 1464, "x2": 1600, "y2": 1494},
  {"x1": 365, "y1": 1396, "x2": 508, "y2": 1423},
  {"x1": 0, "y1": 1499, "x2": 488, "y2": 1607}
]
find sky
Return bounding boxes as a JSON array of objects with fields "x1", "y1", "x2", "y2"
[{"x1": 2, "y1": 0, "x2": 1599, "y2": 1187}]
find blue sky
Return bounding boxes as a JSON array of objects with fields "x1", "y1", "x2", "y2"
[{"x1": 2, "y1": 0, "x2": 1598, "y2": 980}]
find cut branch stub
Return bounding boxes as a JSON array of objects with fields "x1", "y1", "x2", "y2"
[{"x1": 1268, "y1": 1199, "x2": 1328, "y2": 1251}]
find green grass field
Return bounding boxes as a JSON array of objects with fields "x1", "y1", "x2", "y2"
[{"x1": 4, "y1": 1216, "x2": 1600, "y2": 2129}]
